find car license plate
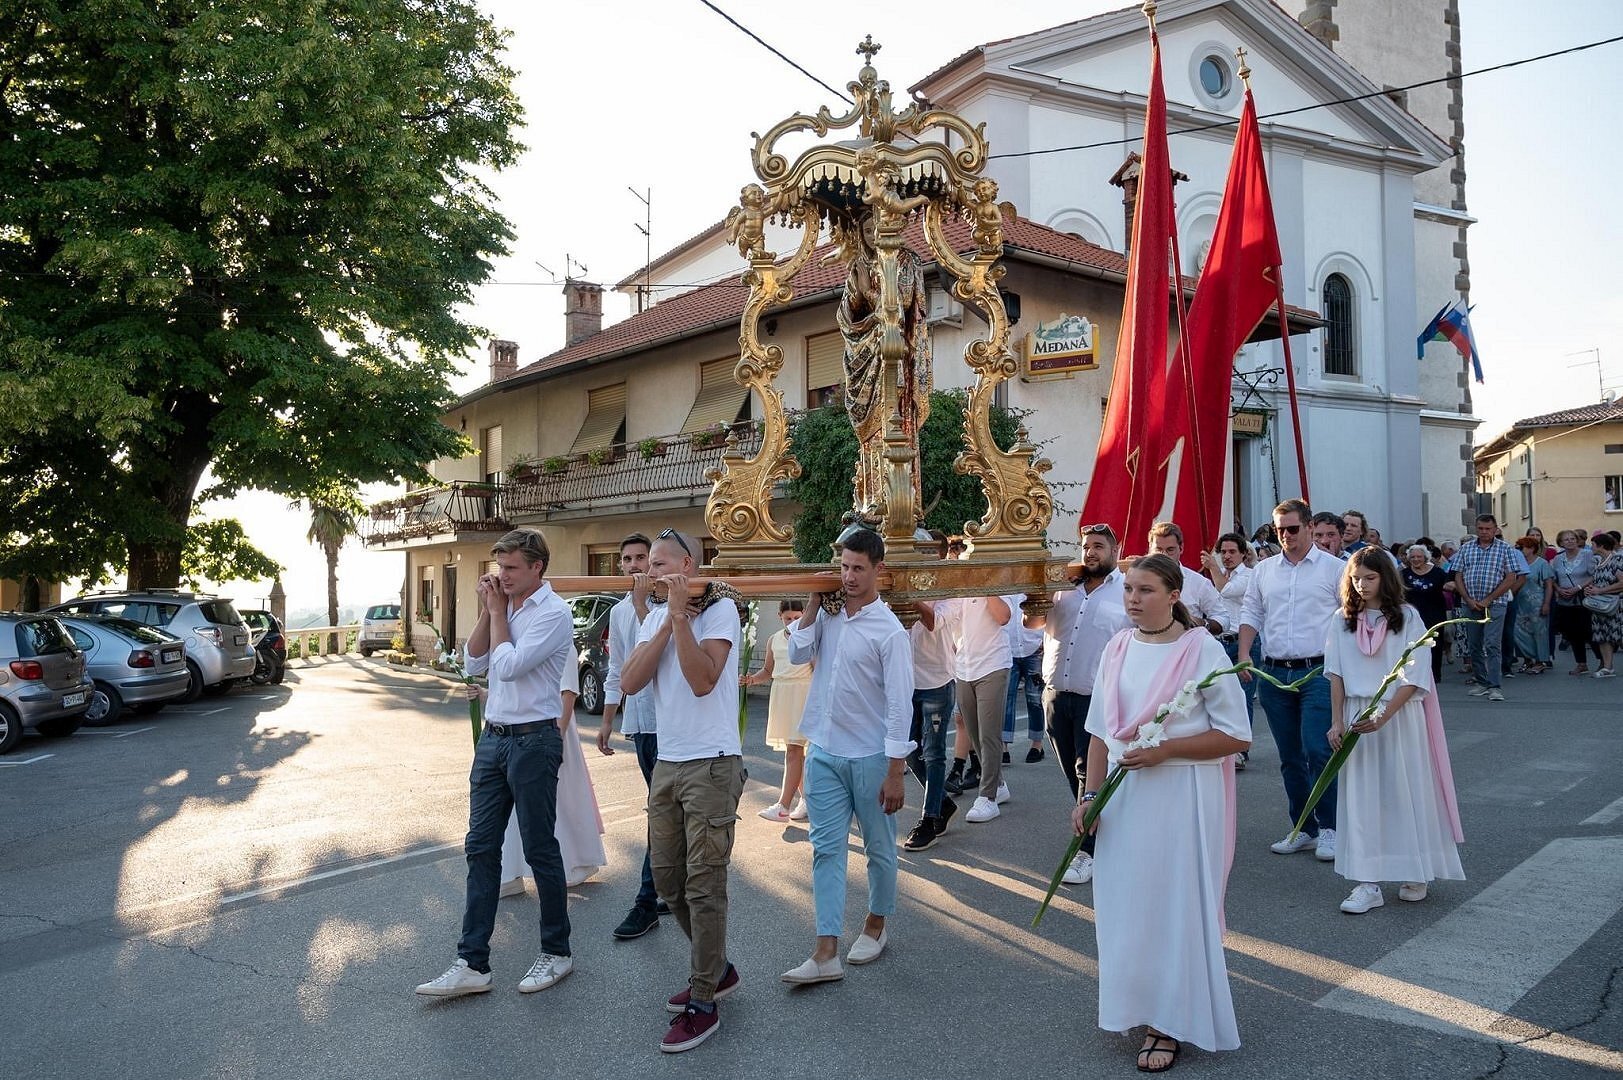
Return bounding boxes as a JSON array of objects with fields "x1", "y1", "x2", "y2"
[
  {"x1": 234, "y1": 634, "x2": 247, "y2": 646},
  {"x1": 63, "y1": 692, "x2": 87, "y2": 707},
  {"x1": 162, "y1": 648, "x2": 182, "y2": 663}
]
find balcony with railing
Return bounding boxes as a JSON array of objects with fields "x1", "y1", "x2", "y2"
[{"x1": 359, "y1": 423, "x2": 766, "y2": 548}]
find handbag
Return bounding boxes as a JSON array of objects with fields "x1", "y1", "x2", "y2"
[{"x1": 1584, "y1": 592, "x2": 1621, "y2": 615}]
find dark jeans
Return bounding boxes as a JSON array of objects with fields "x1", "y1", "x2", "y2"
[
  {"x1": 1257, "y1": 666, "x2": 1335, "y2": 836},
  {"x1": 1002, "y1": 651, "x2": 1045, "y2": 743},
  {"x1": 1043, "y1": 687, "x2": 1095, "y2": 856},
  {"x1": 458, "y1": 724, "x2": 571, "y2": 969},
  {"x1": 1221, "y1": 636, "x2": 1261, "y2": 727},
  {"x1": 1553, "y1": 602, "x2": 1592, "y2": 666},
  {"x1": 631, "y1": 732, "x2": 660, "y2": 910},
  {"x1": 907, "y1": 682, "x2": 956, "y2": 817}
]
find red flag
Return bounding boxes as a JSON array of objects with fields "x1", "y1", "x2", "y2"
[
  {"x1": 1079, "y1": 31, "x2": 1179, "y2": 554},
  {"x1": 1158, "y1": 87, "x2": 1282, "y2": 559}
]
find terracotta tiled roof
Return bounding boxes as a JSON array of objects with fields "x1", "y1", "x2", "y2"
[
  {"x1": 1511, "y1": 401, "x2": 1623, "y2": 429},
  {"x1": 469, "y1": 212, "x2": 1315, "y2": 404}
]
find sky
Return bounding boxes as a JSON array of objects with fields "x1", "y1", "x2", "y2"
[{"x1": 183, "y1": 0, "x2": 1623, "y2": 616}]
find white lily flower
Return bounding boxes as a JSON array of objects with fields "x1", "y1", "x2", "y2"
[{"x1": 1129, "y1": 719, "x2": 1167, "y2": 750}]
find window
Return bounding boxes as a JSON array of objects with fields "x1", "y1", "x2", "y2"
[
  {"x1": 569, "y1": 383, "x2": 628, "y2": 453},
  {"x1": 1604, "y1": 444, "x2": 1623, "y2": 454},
  {"x1": 366, "y1": 605, "x2": 401, "y2": 620},
  {"x1": 418, "y1": 569, "x2": 434, "y2": 619},
  {"x1": 806, "y1": 332, "x2": 844, "y2": 408},
  {"x1": 1322, "y1": 274, "x2": 1358, "y2": 377},
  {"x1": 482, "y1": 425, "x2": 503, "y2": 483},
  {"x1": 14, "y1": 619, "x2": 74, "y2": 657},
  {"x1": 1199, "y1": 56, "x2": 1230, "y2": 98},
  {"x1": 586, "y1": 545, "x2": 619, "y2": 576},
  {"x1": 681, "y1": 358, "x2": 751, "y2": 433},
  {"x1": 1519, "y1": 482, "x2": 1532, "y2": 520},
  {"x1": 1606, "y1": 475, "x2": 1623, "y2": 512}
]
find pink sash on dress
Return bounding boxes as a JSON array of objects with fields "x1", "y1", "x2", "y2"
[{"x1": 1356, "y1": 615, "x2": 1464, "y2": 843}]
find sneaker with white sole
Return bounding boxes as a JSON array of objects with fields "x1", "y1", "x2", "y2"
[
  {"x1": 1398, "y1": 882, "x2": 1429, "y2": 902},
  {"x1": 1270, "y1": 831, "x2": 1316, "y2": 854},
  {"x1": 964, "y1": 796, "x2": 1000, "y2": 822},
  {"x1": 780, "y1": 956, "x2": 844, "y2": 984},
  {"x1": 498, "y1": 877, "x2": 526, "y2": 899},
  {"x1": 415, "y1": 958, "x2": 492, "y2": 997},
  {"x1": 789, "y1": 797, "x2": 809, "y2": 821},
  {"x1": 847, "y1": 929, "x2": 887, "y2": 965},
  {"x1": 1488, "y1": 688, "x2": 1505, "y2": 701},
  {"x1": 1062, "y1": 851, "x2": 1093, "y2": 885},
  {"x1": 1595, "y1": 668, "x2": 1617, "y2": 679},
  {"x1": 517, "y1": 953, "x2": 573, "y2": 993},
  {"x1": 1339, "y1": 882, "x2": 1384, "y2": 913},
  {"x1": 1468, "y1": 684, "x2": 1492, "y2": 697},
  {"x1": 1315, "y1": 828, "x2": 1337, "y2": 861},
  {"x1": 757, "y1": 803, "x2": 791, "y2": 822},
  {"x1": 994, "y1": 781, "x2": 1010, "y2": 805}
]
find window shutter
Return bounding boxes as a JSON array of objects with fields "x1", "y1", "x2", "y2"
[
  {"x1": 681, "y1": 357, "x2": 750, "y2": 433},
  {"x1": 569, "y1": 383, "x2": 628, "y2": 452},
  {"x1": 482, "y1": 425, "x2": 503, "y2": 478},
  {"x1": 805, "y1": 332, "x2": 843, "y2": 403}
]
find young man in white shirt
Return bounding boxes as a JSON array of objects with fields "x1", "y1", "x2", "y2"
[
  {"x1": 957, "y1": 589, "x2": 1013, "y2": 822},
  {"x1": 594, "y1": 533, "x2": 665, "y2": 941},
  {"x1": 1239, "y1": 499, "x2": 1346, "y2": 861},
  {"x1": 1029, "y1": 522, "x2": 1131, "y2": 884},
  {"x1": 903, "y1": 536, "x2": 961, "y2": 851},
  {"x1": 780, "y1": 525, "x2": 915, "y2": 984},
  {"x1": 415, "y1": 528, "x2": 576, "y2": 1000},
  {"x1": 1147, "y1": 521, "x2": 1225, "y2": 635},
  {"x1": 620, "y1": 529, "x2": 743, "y2": 1054}
]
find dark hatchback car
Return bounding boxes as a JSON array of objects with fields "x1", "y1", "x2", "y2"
[{"x1": 568, "y1": 594, "x2": 620, "y2": 716}]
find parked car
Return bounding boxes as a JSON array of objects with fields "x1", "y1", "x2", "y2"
[
  {"x1": 0, "y1": 612, "x2": 91, "y2": 753},
  {"x1": 358, "y1": 603, "x2": 402, "y2": 657},
  {"x1": 47, "y1": 590, "x2": 255, "y2": 703},
  {"x1": 239, "y1": 609, "x2": 287, "y2": 685},
  {"x1": 58, "y1": 614, "x2": 189, "y2": 726},
  {"x1": 568, "y1": 593, "x2": 619, "y2": 716}
]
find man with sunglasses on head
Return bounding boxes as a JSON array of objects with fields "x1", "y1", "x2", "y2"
[
  {"x1": 1239, "y1": 499, "x2": 1345, "y2": 862},
  {"x1": 620, "y1": 528, "x2": 743, "y2": 1053},
  {"x1": 1025, "y1": 521, "x2": 1132, "y2": 885}
]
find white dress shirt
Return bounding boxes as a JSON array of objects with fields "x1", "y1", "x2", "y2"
[
  {"x1": 636, "y1": 600, "x2": 741, "y2": 761},
  {"x1": 1240, "y1": 544, "x2": 1346, "y2": 660},
  {"x1": 789, "y1": 599, "x2": 917, "y2": 759},
  {"x1": 1041, "y1": 570, "x2": 1131, "y2": 694},
  {"x1": 464, "y1": 583, "x2": 573, "y2": 725},
  {"x1": 911, "y1": 598, "x2": 960, "y2": 691},
  {"x1": 1215, "y1": 564, "x2": 1254, "y2": 635},
  {"x1": 602, "y1": 594, "x2": 655, "y2": 735},
  {"x1": 1178, "y1": 571, "x2": 1226, "y2": 632},
  {"x1": 1003, "y1": 593, "x2": 1044, "y2": 658},
  {"x1": 956, "y1": 594, "x2": 1013, "y2": 682}
]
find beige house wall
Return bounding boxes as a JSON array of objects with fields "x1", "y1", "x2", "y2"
[{"x1": 1476, "y1": 422, "x2": 1623, "y2": 541}]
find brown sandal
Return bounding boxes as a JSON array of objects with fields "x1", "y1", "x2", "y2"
[{"x1": 1137, "y1": 1035, "x2": 1181, "y2": 1073}]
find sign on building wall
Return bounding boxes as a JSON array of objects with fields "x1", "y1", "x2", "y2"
[
  {"x1": 1023, "y1": 314, "x2": 1097, "y2": 377},
  {"x1": 1231, "y1": 409, "x2": 1268, "y2": 438}
]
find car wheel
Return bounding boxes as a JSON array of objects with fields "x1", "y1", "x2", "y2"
[
  {"x1": 85, "y1": 681, "x2": 124, "y2": 726},
  {"x1": 37, "y1": 714, "x2": 83, "y2": 738},
  {"x1": 578, "y1": 665, "x2": 604, "y2": 715},
  {"x1": 180, "y1": 660, "x2": 205, "y2": 704},
  {"x1": 359, "y1": 647, "x2": 373, "y2": 658},
  {"x1": 130, "y1": 701, "x2": 165, "y2": 716},
  {"x1": 0, "y1": 703, "x2": 21, "y2": 754}
]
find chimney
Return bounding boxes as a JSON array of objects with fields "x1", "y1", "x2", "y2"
[
  {"x1": 1107, "y1": 152, "x2": 1188, "y2": 257},
  {"x1": 487, "y1": 338, "x2": 519, "y2": 382},
  {"x1": 563, "y1": 279, "x2": 604, "y2": 347}
]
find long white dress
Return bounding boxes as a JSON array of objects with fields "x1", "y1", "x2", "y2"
[
  {"x1": 1085, "y1": 632, "x2": 1247, "y2": 1052},
  {"x1": 1327, "y1": 607, "x2": 1464, "y2": 885},
  {"x1": 500, "y1": 661, "x2": 606, "y2": 888}
]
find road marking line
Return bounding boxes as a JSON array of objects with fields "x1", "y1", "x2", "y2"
[
  {"x1": 168, "y1": 706, "x2": 229, "y2": 715},
  {"x1": 1581, "y1": 794, "x2": 1623, "y2": 826},
  {"x1": 1317, "y1": 836, "x2": 1623, "y2": 1069},
  {"x1": 77, "y1": 726, "x2": 155, "y2": 738},
  {"x1": 0, "y1": 754, "x2": 54, "y2": 767},
  {"x1": 216, "y1": 841, "x2": 464, "y2": 907}
]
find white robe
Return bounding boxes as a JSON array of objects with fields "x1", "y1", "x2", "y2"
[
  {"x1": 1085, "y1": 633, "x2": 1248, "y2": 1052},
  {"x1": 1326, "y1": 608, "x2": 1464, "y2": 885},
  {"x1": 500, "y1": 663, "x2": 606, "y2": 888}
]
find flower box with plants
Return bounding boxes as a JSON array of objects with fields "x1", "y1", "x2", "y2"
[
  {"x1": 459, "y1": 480, "x2": 498, "y2": 497},
  {"x1": 507, "y1": 454, "x2": 539, "y2": 483},
  {"x1": 541, "y1": 455, "x2": 569, "y2": 475},
  {"x1": 586, "y1": 446, "x2": 619, "y2": 466},
  {"x1": 637, "y1": 436, "x2": 668, "y2": 461},
  {"x1": 689, "y1": 422, "x2": 729, "y2": 450}
]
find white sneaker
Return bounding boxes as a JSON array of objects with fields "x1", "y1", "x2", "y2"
[
  {"x1": 847, "y1": 929, "x2": 887, "y2": 965},
  {"x1": 1398, "y1": 882, "x2": 1429, "y2": 902},
  {"x1": 964, "y1": 796, "x2": 1001, "y2": 822},
  {"x1": 1468, "y1": 684, "x2": 1492, "y2": 697},
  {"x1": 415, "y1": 958, "x2": 492, "y2": 997},
  {"x1": 1062, "y1": 852, "x2": 1094, "y2": 885},
  {"x1": 789, "y1": 797, "x2": 809, "y2": 821},
  {"x1": 1595, "y1": 668, "x2": 1617, "y2": 679},
  {"x1": 1488, "y1": 688, "x2": 1506, "y2": 702},
  {"x1": 757, "y1": 803, "x2": 791, "y2": 822},
  {"x1": 780, "y1": 956, "x2": 844, "y2": 984},
  {"x1": 1315, "y1": 828, "x2": 1337, "y2": 861},
  {"x1": 498, "y1": 877, "x2": 526, "y2": 898},
  {"x1": 517, "y1": 953, "x2": 573, "y2": 993},
  {"x1": 1339, "y1": 883, "x2": 1384, "y2": 914},
  {"x1": 994, "y1": 781, "x2": 1010, "y2": 805},
  {"x1": 1270, "y1": 831, "x2": 1316, "y2": 854}
]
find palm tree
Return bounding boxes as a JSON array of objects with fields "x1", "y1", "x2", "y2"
[{"x1": 307, "y1": 500, "x2": 357, "y2": 653}]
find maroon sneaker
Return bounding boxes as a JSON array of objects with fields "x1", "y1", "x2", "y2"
[
  {"x1": 665, "y1": 963, "x2": 739, "y2": 1014},
  {"x1": 661, "y1": 1004, "x2": 720, "y2": 1053}
]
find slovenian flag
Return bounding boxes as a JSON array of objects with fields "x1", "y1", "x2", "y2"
[{"x1": 1418, "y1": 300, "x2": 1483, "y2": 383}]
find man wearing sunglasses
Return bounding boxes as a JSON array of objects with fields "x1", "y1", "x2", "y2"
[
  {"x1": 621, "y1": 528, "x2": 743, "y2": 1053},
  {"x1": 1238, "y1": 499, "x2": 1345, "y2": 862}
]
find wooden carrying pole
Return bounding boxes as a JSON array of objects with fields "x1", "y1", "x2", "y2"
[{"x1": 544, "y1": 574, "x2": 884, "y2": 598}]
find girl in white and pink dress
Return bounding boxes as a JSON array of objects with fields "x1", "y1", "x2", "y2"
[
  {"x1": 1077, "y1": 554, "x2": 1249, "y2": 1073},
  {"x1": 497, "y1": 660, "x2": 606, "y2": 894},
  {"x1": 1326, "y1": 547, "x2": 1464, "y2": 915}
]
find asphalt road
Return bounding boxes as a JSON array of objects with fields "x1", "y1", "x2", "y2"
[{"x1": 2, "y1": 654, "x2": 1619, "y2": 1079}]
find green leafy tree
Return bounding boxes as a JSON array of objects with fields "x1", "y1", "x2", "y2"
[
  {"x1": 305, "y1": 492, "x2": 361, "y2": 651},
  {"x1": 787, "y1": 388, "x2": 1021, "y2": 562},
  {"x1": 179, "y1": 518, "x2": 283, "y2": 591},
  {"x1": 0, "y1": 0, "x2": 521, "y2": 588}
]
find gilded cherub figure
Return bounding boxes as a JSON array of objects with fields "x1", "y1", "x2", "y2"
[
  {"x1": 964, "y1": 177, "x2": 1015, "y2": 256},
  {"x1": 724, "y1": 183, "x2": 775, "y2": 261},
  {"x1": 856, "y1": 148, "x2": 929, "y2": 230}
]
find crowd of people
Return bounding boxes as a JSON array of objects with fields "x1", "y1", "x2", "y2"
[{"x1": 407, "y1": 506, "x2": 1621, "y2": 1069}]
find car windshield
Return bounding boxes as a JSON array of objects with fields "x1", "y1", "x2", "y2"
[
  {"x1": 366, "y1": 605, "x2": 400, "y2": 620},
  {"x1": 98, "y1": 618, "x2": 176, "y2": 645},
  {"x1": 197, "y1": 600, "x2": 243, "y2": 626},
  {"x1": 571, "y1": 599, "x2": 598, "y2": 629},
  {"x1": 15, "y1": 618, "x2": 75, "y2": 657}
]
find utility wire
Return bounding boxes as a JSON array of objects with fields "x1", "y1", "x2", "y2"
[
  {"x1": 991, "y1": 32, "x2": 1623, "y2": 159},
  {"x1": 694, "y1": 0, "x2": 853, "y2": 105}
]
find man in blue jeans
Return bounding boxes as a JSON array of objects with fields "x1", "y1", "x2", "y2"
[
  {"x1": 1001, "y1": 598, "x2": 1046, "y2": 764},
  {"x1": 417, "y1": 527, "x2": 577, "y2": 998},
  {"x1": 904, "y1": 592, "x2": 960, "y2": 850},
  {"x1": 596, "y1": 532, "x2": 666, "y2": 939},
  {"x1": 1454, "y1": 513, "x2": 1525, "y2": 702},
  {"x1": 1238, "y1": 500, "x2": 1345, "y2": 862}
]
